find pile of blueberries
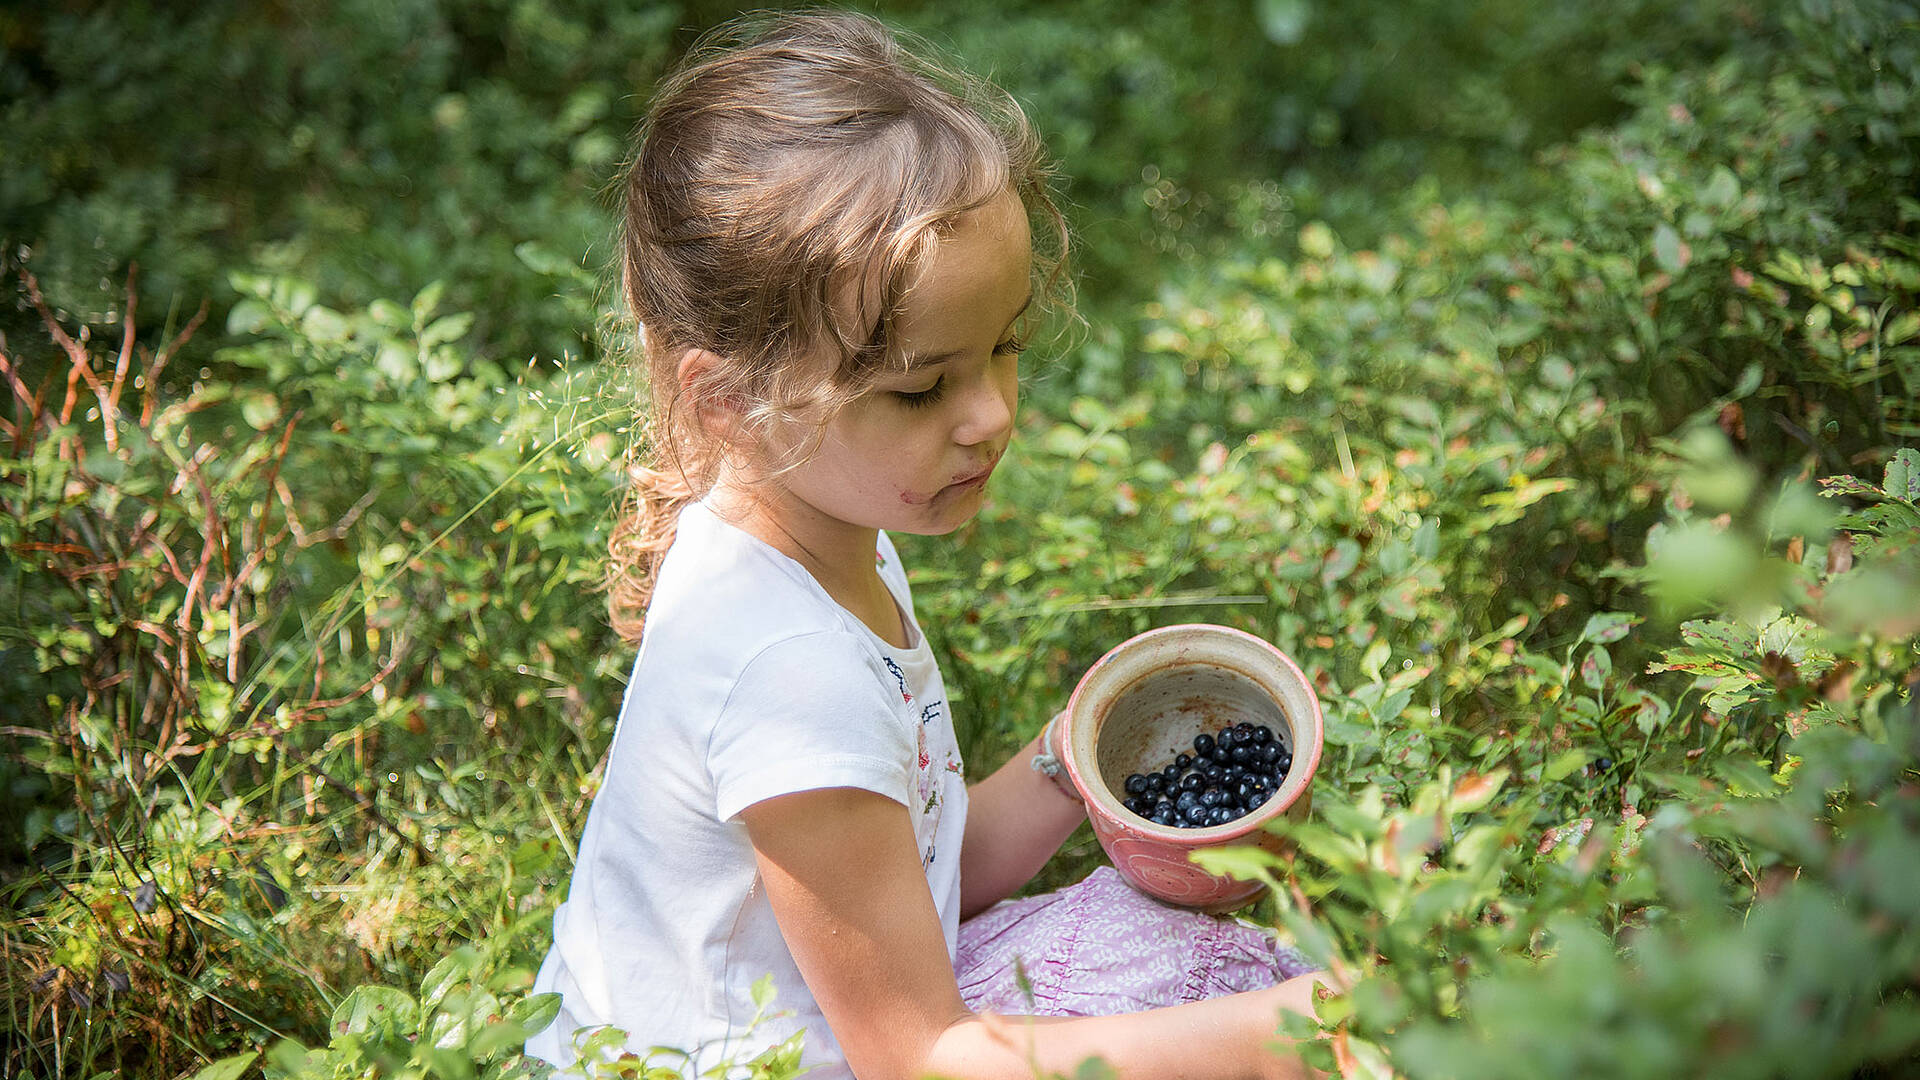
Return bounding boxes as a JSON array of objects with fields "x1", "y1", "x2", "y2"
[{"x1": 1120, "y1": 721, "x2": 1292, "y2": 829}]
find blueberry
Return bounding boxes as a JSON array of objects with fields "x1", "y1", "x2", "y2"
[
  {"x1": 1154, "y1": 798, "x2": 1175, "y2": 818},
  {"x1": 1193, "y1": 733, "x2": 1215, "y2": 756},
  {"x1": 1125, "y1": 773, "x2": 1149, "y2": 797},
  {"x1": 1176, "y1": 790, "x2": 1201, "y2": 813},
  {"x1": 1180, "y1": 772, "x2": 1205, "y2": 793},
  {"x1": 1260, "y1": 742, "x2": 1280, "y2": 763},
  {"x1": 1231, "y1": 745, "x2": 1253, "y2": 765},
  {"x1": 1183, "y1": 804, "x2": 1210, "y2": 826},
  {"x1": 1235, "y1": 722, "x2": 1256, "y2": 740},
  {"x1": 1145, "y1": 773, "x2": 1165, "y2": 794},
  {"x1": 1209, "y1": 806, "x2": 1234, "y2": 826},
  {"x1": 1235, "y1": 781, "x2": 1253, "y2": 802},
  {"x1": 1249, "y1": 788, "x2": 1270, "y2": 807},
  {"x1": 1162, "y1": 764, "x2": 1183, "y2": 785},
  {"x1": 1153, "y1": 809, "x2": 1177, "y2": 826},
  {"x1": 1173, "y1": 753, "x2": 1193, "y2": 771},
  {"x1": 1217, "y1": 729, "x2": 1237, "y2": 751},
  {"x1": 1252, "y1": 726, "x2": 1273, "y2": 745}
]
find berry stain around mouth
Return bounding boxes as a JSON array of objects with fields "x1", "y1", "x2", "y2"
[{"x1": 904, "y1": 458, "x2": 1000, "y2": 505}]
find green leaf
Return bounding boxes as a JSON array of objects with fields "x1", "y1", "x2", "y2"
[
  {"x1": 428, "y1": 987, "x2": 500, "y2": 1050},
  {"x1": 420, "y1": 947, "x2": 477, "y2": 1011},
  {"x1": 1483, "y1": 477, "x2": 1576, "y2": 512},
  {"x1": 331, "y1": 985, "x2": 418, "y2": 1037},
  {"x1": 1321, "y1": 538, "x2": 1361, "y2": 585},
  {"x1": 186, "y1": 1052, "x2": 257, "y2": 1080},
  {"x1": 413, "y1": 280, "x2": 446, "y2": 319},
  {"x1": 1545, "y1": 749, "x2": 1591, "y2": 782},
  {"x1": 239, "y1": 391, "x2": 281, "y2": 431},
  {"x1": 1299, "y1": 221, "x2": 1335, "y2": 260},
  {"x1": 1255, "y1": 0, "x2": 1312, "y2": 45},
  {"x1": 226, "y1": 299, "x2": 272, "y2": 336},
  {"x1": 506, "y1": 992, "x2": 562, "y2": 1038},
  {"x1": 1652, "y1": 223, "x2": 1691, "y2": 274},
  {"x1": 423, "y1": 348, "x2": 465, "y2": 383},
  {"x1": 1073, "y1": 1056, "x2": 1121, "y2": 1080},
  {"x1": 1450, "y1": 768, "x2": 1508, "y2": 813},
  {"x1": 1702, "y1": 165, "x2": 1740, "y2": 209},
  {"x1": 422, "y1": 312, "x2": 474, "y2": 349},
  {"x1": 301, "y1": 305, "x2": 349, "y2": 343},
  {"x1": 514, "y1": 241, "x2": 571, "y2": 276},
  {"x1": 1886, "y1": 448, "x2": 1919, "y2": 503},
  {"x1": 264, "y1": 1040, "x2": 315, "y2": 1074},
  {"x1": 1360, "y1": 639, "x2": 1391, "y2": 682},
  {"x1": 1579, "y1": 612, "x2": 1639, "y2": 645},
  {"x1": 1190, "y1": 844, "x2": 1282, "y2": 883},
  {"x1": 1579, "y1": 645, "x2": 1612, "y2": 689},
  {"x1": 1714, "y1": 754, "x2": 1777, "y2": 795}
]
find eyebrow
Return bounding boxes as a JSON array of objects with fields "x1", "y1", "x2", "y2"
[{"x1": 902, "y1": 291, "x2": 1034, "y2": 371}]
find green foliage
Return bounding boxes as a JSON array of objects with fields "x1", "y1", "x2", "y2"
[
  {"x1": 1, "y1": 0, "x2": 668, "y2": 362},
  {"x1": 4, "y1": 1, "x2": 1918, "y2": 1079},
  {"x1": 0, "y1": 267, "x2": 627, "y2": 1075}
]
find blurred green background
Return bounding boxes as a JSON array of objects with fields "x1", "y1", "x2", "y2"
[{"x1": 3, "y1": 2, "x2": 1917, "y2": 1078}]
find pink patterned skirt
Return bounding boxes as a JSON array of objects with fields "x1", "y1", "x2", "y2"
[{"x1": 955, "y1": 867, "x2": 1317, "y2": 1016}]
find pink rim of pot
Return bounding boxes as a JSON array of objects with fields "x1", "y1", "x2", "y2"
[{"x1": 1059, "y1": 623, "x2": 1325, "y2": 849}]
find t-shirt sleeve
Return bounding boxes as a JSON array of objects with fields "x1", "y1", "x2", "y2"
[{"x1": 708, "y1": 630, "x2": 915, "y2": 822}]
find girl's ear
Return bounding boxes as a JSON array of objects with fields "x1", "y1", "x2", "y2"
[{"x1": 677, "y1": 347, "x2": 747, "y2": 441}]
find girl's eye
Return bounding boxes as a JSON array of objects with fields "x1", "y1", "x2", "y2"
[
  {"x1": 894, "y1": 377, "x2": 946, "y2": 409},
  {"x1": 994, "y1": 337, "x2": 1028, "y2": 357}
]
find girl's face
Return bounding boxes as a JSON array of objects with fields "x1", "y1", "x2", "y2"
[{"x1": 767, "y1": 188, "x2": 1033, "y2": 542}]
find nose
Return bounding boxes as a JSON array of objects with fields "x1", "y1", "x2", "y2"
[{"x1": 953, "y1": 361, "x2": 1018, "y2": 448}]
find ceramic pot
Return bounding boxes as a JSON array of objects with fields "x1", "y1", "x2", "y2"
[{"x1": 1058, "y1": 624, "x2": 1323, "y2": 912}]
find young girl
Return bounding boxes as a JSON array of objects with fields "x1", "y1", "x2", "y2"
[{"x1": 528, "y1": 11, "x2": 1324, "y2": 1079}]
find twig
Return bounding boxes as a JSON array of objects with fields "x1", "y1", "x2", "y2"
[
  {"x1": 141, "y1": 301, "x2": 207, "y2": 427},
  {"x1": 102, "y1": 264, "x2": 138, "y2": 453}
]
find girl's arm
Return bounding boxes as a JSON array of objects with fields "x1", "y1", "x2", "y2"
[
  {"x1": 741, "y1": 786, "x2": 1322, "y2": 1080},
  {"x1": 958, "y1": 722, "x2": 1085, "y2": 918}
]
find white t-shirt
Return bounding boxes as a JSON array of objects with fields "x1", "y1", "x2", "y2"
[{"x1": 526, "y1": 499, "x2": 969, "y2": 1078}]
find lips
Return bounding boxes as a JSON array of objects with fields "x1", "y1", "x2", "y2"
[{"x1": 947, "y1": 453, "x2": 1002, "y2": 490}]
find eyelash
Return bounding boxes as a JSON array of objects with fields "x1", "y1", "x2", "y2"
[{"x1": 893, "y1": 338, "x2": 1027, "y2": 410}]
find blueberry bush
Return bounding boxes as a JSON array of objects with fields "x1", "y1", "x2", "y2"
[{"x1": 3, "y1": 1, "x2": 1916, "y2": 1078}]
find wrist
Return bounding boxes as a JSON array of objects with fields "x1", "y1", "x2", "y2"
[{"x1": 1028, "y1": 711, "x2": 1081, "y2": 802}]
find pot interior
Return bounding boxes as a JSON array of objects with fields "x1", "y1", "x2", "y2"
[{"x1": 1089, "y1": 662, "x2": 1295, "y2": 804}]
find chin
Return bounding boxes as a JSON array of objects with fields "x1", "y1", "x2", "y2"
[{"x1": 903, "y1": 494, "x2": 986, "y2": 536}]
